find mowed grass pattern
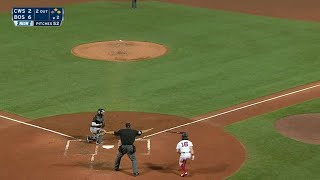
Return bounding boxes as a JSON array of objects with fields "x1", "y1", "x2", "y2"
[
  {"x1": 0, "y1": 1, "x2": 319, "y2": 118},
  {"x1": 226, "y1": 99, "x2": 320, "y2": 180}
]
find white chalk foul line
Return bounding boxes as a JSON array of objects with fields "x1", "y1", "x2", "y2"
[
  {"x1": 140, "y1": 83, "x2": 320, "y2": 139},
  {"x1": 90, "y1": 145, "x2": 99, "y2": 169},
  {"x1": 64, "y1": 139, "x2": 84, "y2": 156},
  {"x1": 0, "y1": 115, "x2": 77, "y2": 139}
]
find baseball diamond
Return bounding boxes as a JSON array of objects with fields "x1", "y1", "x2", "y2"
[{"x1": 0, "y1": 0, "x2": 320, "y2": 180}]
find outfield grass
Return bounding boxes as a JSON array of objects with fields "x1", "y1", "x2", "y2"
[
  {"x1": 226, "y1": 98, "x2": 320, "y2": 180},
  {"x1": 0, "y1": 1, "x2": 319, "y2": 118}
]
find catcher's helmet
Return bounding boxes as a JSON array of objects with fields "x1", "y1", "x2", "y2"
[
  {"x1": 181, "y1": 132, "x2": 188, "y2": 140},
  {"x1": 97, "y1": 108, "x2": 105, "y2": 115}
]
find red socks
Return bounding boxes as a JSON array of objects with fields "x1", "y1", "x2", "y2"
[{"x1": 180, "y1": 160, "x2": 187, "y2": 173}]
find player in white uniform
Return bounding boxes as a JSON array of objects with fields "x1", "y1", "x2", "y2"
[{"x1": 176, "y1": 132, "x2": 195, "y2": 177}]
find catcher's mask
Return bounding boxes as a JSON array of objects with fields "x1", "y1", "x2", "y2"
[
  {"x1": 97, "y1": 108, "x2": 105, "y2": 115},
  {"x1": 182, "y1": 132, "x2": 188, "y2": 140}
]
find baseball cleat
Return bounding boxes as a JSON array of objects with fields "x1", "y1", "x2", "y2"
[
  {"x1": 180, "y1": 172, "x2": 188, "y2": 177},
  {"x1": 86, "y1": 136, "x2": 93, "y2": 143},
  {"x1": 96, "y1": 141, "x2": 103, "y2": 145},
  {"x1": 87, "y1": 136, "x2": 97, "y2": 143}
]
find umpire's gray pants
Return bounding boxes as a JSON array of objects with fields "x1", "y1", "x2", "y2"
[{"x1": 114, "y1": 145, "x2": 138, "y2": 174}]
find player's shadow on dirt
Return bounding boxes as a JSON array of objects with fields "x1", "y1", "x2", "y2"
[
  {"x1": 53, "y1": 162, "x2": 137, "y2": 176},
  {"x1": 73, "y1": 136, "x2": 86, "y2": 139},
  {"x1": 195, "y1": 163, "x2": 229, "y2": 174},
  {"x1": 93, "y1": 163, "x2": 146, "y2": 176},
  {"x1": 53, "y1": 162, "x2": 113, "y2": 170},
  {"x1": 144, "y1": 163, "x2": 179, "y2": 176},
  {"x1": 90, "y1": 162, "x2": 114, "y2": 170},
  {"x1": 145, "y1": 163, "x2": 229, "y2": 177}
]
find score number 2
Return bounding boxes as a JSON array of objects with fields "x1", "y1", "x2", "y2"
[{"x1": 181, "y1": 142, "x2": 189, "y2": 147}]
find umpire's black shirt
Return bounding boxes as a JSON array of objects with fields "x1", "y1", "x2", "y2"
[{"x1": 114, "y1": 128, "x2": 142, "y2": 145}]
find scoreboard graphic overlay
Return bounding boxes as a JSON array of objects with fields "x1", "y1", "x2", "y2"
[{"x1": 12, "y1": 7, "x2": 64, "y2": 27}]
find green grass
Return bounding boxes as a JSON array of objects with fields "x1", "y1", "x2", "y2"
[
  {"x1": 226, "y1": 98, "x2": 320, "y2": 180},
  {"x1": 0, "y1": 1, "x2": 319, "y2": 118}
]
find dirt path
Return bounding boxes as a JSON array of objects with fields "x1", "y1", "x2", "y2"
[
  {"x1": 275, "y1": 113, "x2": 320, "y2": 144},
  {"x1": 192, "y1": 81, "x2": 320, "y2": 127},
  {"x1": 0, "y1": 0, "x2": 96, "y2": 12},
  {"x1": 2, "y1": 0, "x2": 320, "y2": 22},
  {"x1": 0, "y1": 111, "x2": 32, "y2": 130},
  {"x1": 159, "y1": 0, "x2": 320, "y2": 22}
]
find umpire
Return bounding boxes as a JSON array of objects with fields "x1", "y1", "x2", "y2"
[
  {"x1": 132, "y1": 0, "x2": 137, "y2": 9},
  {"x1": 106, "y1": 123, "x2": 153, "y2": 177}
]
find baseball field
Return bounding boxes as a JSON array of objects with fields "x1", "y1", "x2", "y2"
[{"x1": 0, "y1": 0, "x2": 319, "y2": 179}]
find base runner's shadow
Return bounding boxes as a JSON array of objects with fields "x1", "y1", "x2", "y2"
[
  {"x1": 144, "y1": 163, "x2": 179, "y2": 176},
  {"x1": 53, "y1": 162, "x2": 136, "y2": 176},
  {"x1": 145, "y1": 163, "x2": 229, "y2": 177},
  {"x1": 195, "y1": 163, "x2": 229, "y2": 174}
]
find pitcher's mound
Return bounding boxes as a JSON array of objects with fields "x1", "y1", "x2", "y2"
[
  {"x1": 71, "y1": 41, "x2": 168, "y2": 62},
  {"x1": 275, "y1": 113, "x2": 320, "y2": 144}
]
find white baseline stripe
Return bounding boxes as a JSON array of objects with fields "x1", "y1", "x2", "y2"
[
  {"x1": 90, "y1": 145, "x2": 99, "y2": 169},
  {"x1": 64, "y1": 139, "x2": 83, "y2": 156},
  {"x1": 0, "y1": 115, "x2": 77, "y2": 139},
  {"x1": 140, "y1": 83, "x2": 320, "y2": 139},
  {"x1": 64, "y1": 140, "x2": 71, "y2": 156}
]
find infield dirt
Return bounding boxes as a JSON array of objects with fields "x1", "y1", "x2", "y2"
[
  {"x1": 1, "y1": 81, "x2": 318, "y2": 179},
  {"x1": 275, "y1": 113, "x2": 320, "y2": 144},
  {"x1": 0, "y1": 112, "x2": 245, "y2": 180},
  {"x1": 71, "y1": 41, "x2": 168, "y2": 62}
]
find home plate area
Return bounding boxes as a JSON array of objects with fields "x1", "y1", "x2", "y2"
[{"x1": 64, "y1": 139, "x2": 151, "y2": 167}]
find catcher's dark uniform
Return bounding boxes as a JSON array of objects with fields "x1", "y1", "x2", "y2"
[
  {"x1": 113, "y1": 123, "x2": 142, "y2": 176},
  {"x1": 132, "y1": 0, "x2": 137, "y2": 8},
  {"x1": 87, "y1": 109, "x2": 105, "y2": 144}
]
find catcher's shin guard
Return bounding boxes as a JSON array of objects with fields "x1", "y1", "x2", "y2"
[
  {"x1": 87, "y1": 136, "x2": 96, "y2": 142},
  {"x1": 96, "y1": 135, "x2": 103, "y2": 144}
]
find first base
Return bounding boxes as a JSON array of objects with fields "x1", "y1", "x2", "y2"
[{"x1": 102, "y1": 145, "x2": 115, "y2": 149}]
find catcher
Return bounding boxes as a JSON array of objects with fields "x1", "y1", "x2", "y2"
[{"x1": 86, "y1": 108, "x2": 106, "y2": 145}]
